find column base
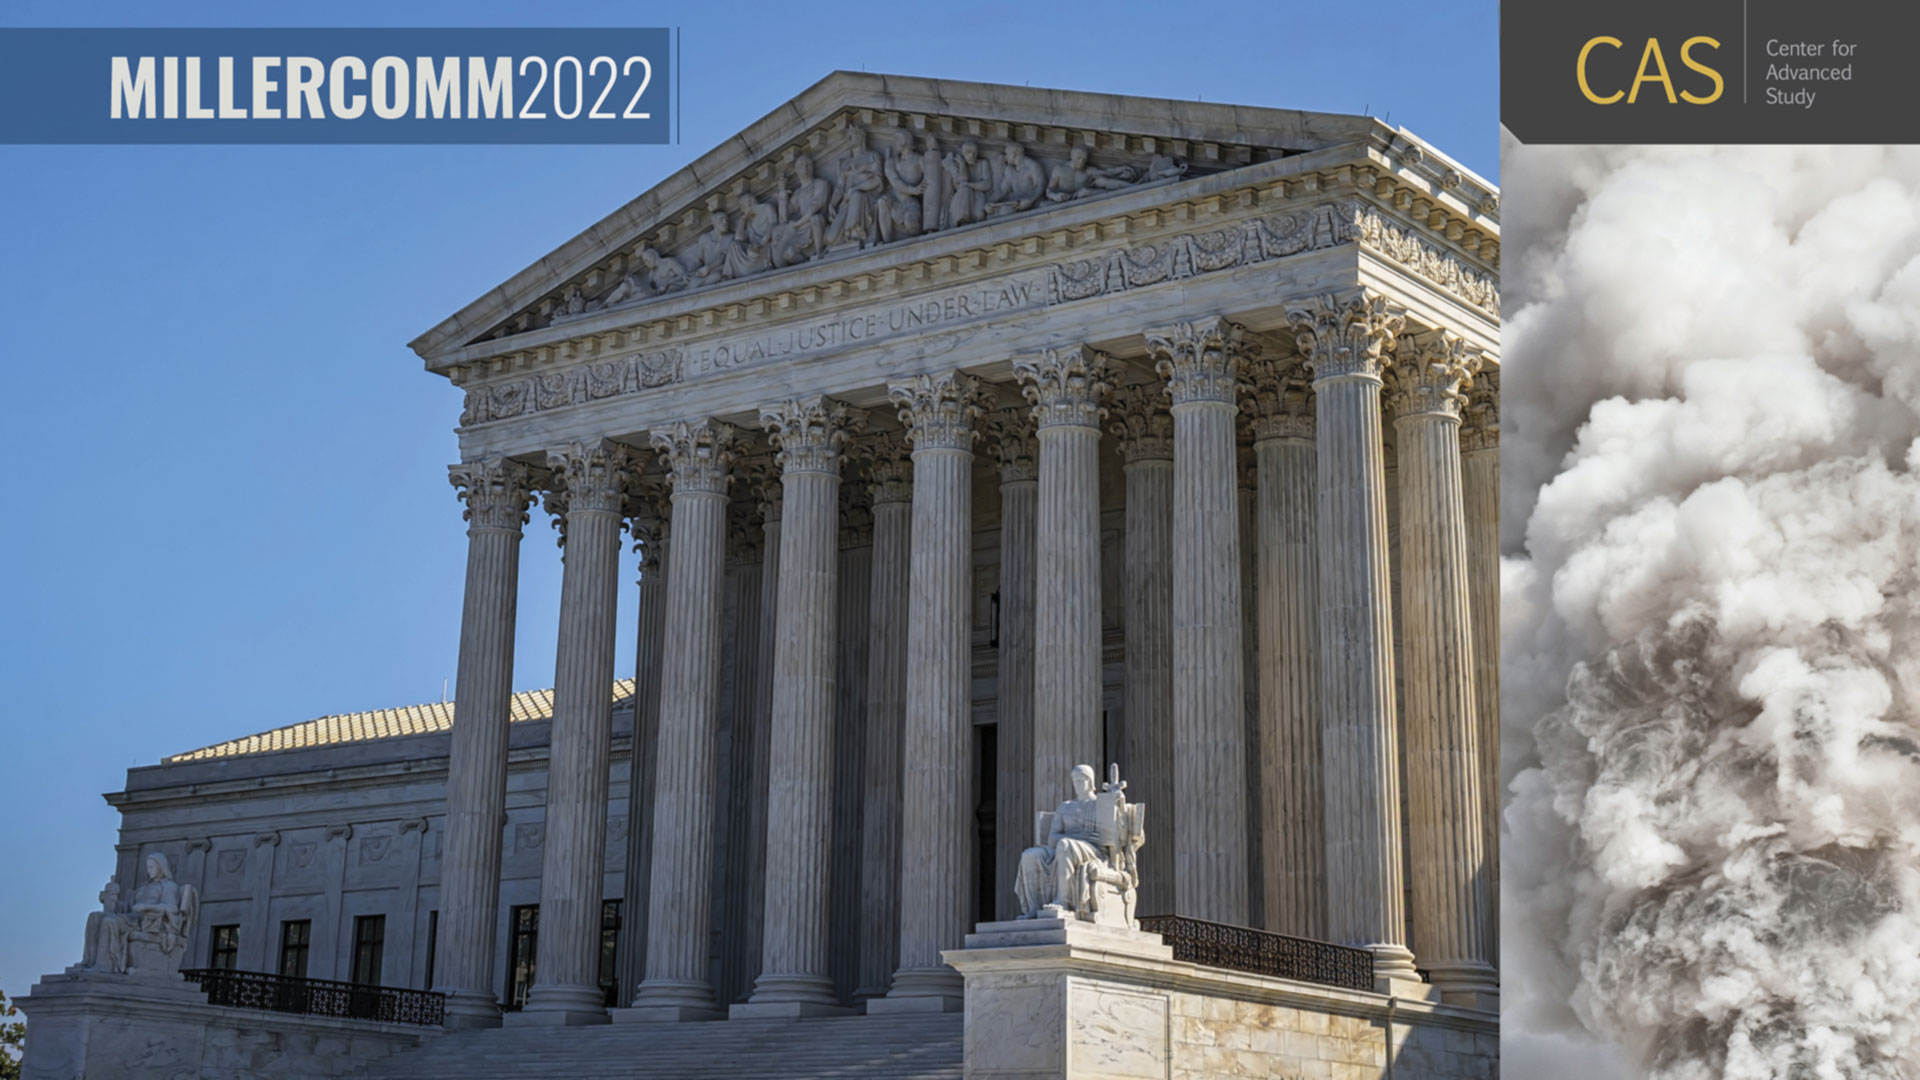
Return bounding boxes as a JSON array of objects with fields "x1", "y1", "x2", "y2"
[
  {"x1": 732, "y1": 972, "x2": 847, "y2": 1018},
  {"x1": 863, "y1": 966, "x2": 964, "y2": 1014},
  {"x1": 507, "y1": 983, "x2": 609, "y2": 1026},
  {"x1": 439, "y1": 988, "x2": 505, "y2": 1029},
  {"x1": 1360, "y1": 942, "x2": 1436, "y2": 1000},
  {"x1": 610, "y1": 1004, "x2": 728, "y2": 1023},
  {"x1": 729, "y1": 999, "x2": 855, "y2": 1020},
  {"x1": 1425, "y1": 959, "x2": 1500, "y2": 1013}
]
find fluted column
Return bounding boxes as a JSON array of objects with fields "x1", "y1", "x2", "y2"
[
  {"x1": 1387, "y1": 333, "x2": 1497, "y2": 1007},
  {"x1": 870, "y1": 370, "x2": 986, "y2": 1013},
  {"x1": 985, "y1": 411, "x2": 1038, "y2": 922},
  {"x1": 739, "y1": 397, "x2": 863, "y2": 1017},
  {"x1": 632, "y1": 419, "x2": 738, "y2": 1021},
  {"x1": 1461, "y1": 364, "x2": 1500, "y2": 964},
  {"x1": 1286, "y1": 293, "x2": 1420, "y2": 987},
  {"x1": 739, "y1": 473, "x2": 783, "y2": 1001},
  {"x1": 858, "y1": 433, "x2": 913, "y2": 995},
  {"x1": 618, "y1": 482, "x2": 671, "y2": 1007},
  {"x1": 1108, "y1": 385, "x2": 1174, "y2": 918},
  {"x1": 1237, "y1": 428, "x2": 1261, "y2": 924},
  {"x1": 520, "y1": 441, "x2": 644, "y2": 1025},
  {"x1": 1144, "y1": 318, "x2": 1249, "y2": 926},
  {"x1": 1014, "y1": 347, "x2": 1113, "y2": 816},
  {"x1": 1244, "y1": 358, "x2": 1325, "y2": 939},
  {"x1": 437, "y1": 459, "x2": 540, "y2": 1028}
]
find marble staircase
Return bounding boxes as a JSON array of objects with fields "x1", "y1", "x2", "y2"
[{"x1": 355, "y1": 1012, "x2": 964, "y2": 1079}]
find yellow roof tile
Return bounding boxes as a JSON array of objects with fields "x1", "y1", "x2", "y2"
[{"x1": 163, "y1": 679, "x2": 638, "y2": 763}]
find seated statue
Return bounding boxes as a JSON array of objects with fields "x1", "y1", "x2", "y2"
[
  {"x1": 78, "y1": 852, "x2": 198, "y2": 979},
  {"x1": 1014, "y1": 764, "x2": 1146, "y2": 929}
]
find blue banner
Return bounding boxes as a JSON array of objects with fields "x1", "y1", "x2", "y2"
[{"x1": 0, "y1": 28, "x2": 674, "y2": 144}]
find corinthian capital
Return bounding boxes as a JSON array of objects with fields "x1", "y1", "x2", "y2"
[
  {"x1": 1285, "y1": 292, "x2": 1406, "y2": 382},
  {"x1": 983, "y1": 407, "x2": 1038, "y2": 483},
  {"x1": 888, "y1": 370, "x2": 988, "y2": 452},
  {"x1": 1243, "y1": 356, "x2": 1315, "y2": 442},
  {"x1": 449, "y1": 458, "x2": 543, "y2": 533},
  {"x1": 628, "y1": 475, "x2": 672, "y2": 575},
  {"x1": 1461, "y1": 359, "x2": 1500, "y2": 452},
  {"x1": 543, "y1": 440, "x2": 647, "y2": 517},
  {"x1": 866, "y1": 430, "x2": 915, "y2": 504},
  {"x1": 839, "y1": 483, "x2": 875, "y2": 549},
  {"x1": 649, "y1": 419, "x2": 739, "y2": 496},
  {"x1": 1106, "y1": 383, "x2": 1174, "y2": 463},
  {"x1": 1013, "y1": 346, "x2": 1114, "y2": 429},
  {"x1": 760, "y1": 396, "x2": 866, "y2": 476},
  {"x1": 1383, "y1": 331, "x2": 1476, "y2": 421},
  {"x1": 1144, "y1": 316, "x2": 1251, "y2": 406}
]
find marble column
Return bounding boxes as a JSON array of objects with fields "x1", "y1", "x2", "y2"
[
  {"x1": 1387, "y1": 333, "x2": 1497, "y2": 1007},
  {"x1": 521, "y1": 441, "x2": 644, "y2": 1025},
  {"x1": 1237, "y1": 429, "x2": 1262, "y2": 925},
  {"x1": 717, "y1": 489, "x2": 769, "y2": 1006},
  {"x1": 830, "y1": 489, "x2": 873, "y2": 1002},
  {"x1": 632, "y1": 419, "x2": 738, "y2": 1021},
  {"x1": 618, "y1": 483, "x2": 671, "y2": 1007},
  {"x1": 1243, "y1": 358, "x2": 1326, "y2": 939},
  {"x1": 1285, "y1": 293, "x2": 1420, "y2": 988},
  {"x1": 1145, "y1": 318, "x2": 1250, "y2": 926},
  {"x1": 437, "y1": 459, "x2": 540, "y2": 1027},
  {"x1": 1015, "y1": 348, "x2": 1112, "y2": 818},
  {"x1": 870, "y1": 370, "x2": 986, "y2": 1013},
  {"x1": 857, "y1": 433, "x2": 913, "y2": 997},
  {"x1": 1107, "y1": 384, "x2": 1174, "y2": 918},
  {"x1": 734, "y1": 471, "x2": 783, "y2": 1004},
  {"x1": 1461, "y1": 363, "x2": 1500, "y2": 964},
  {"x1": 985, "y1": 410, "x2": 1038, "y2": 922},
  {"x1": 738, "y1": 398, "x2": 862, "y2": 1017}
]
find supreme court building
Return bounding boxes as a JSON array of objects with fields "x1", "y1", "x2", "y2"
[{"x1": 22, "y1": 73, "x2": 1500, "y2": 1080}]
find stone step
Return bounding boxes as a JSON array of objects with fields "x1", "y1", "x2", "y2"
[{"x1": 355, "y1": 1013, "x2": 964, "y2": 1080}]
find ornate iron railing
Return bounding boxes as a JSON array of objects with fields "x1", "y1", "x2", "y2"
[
  {"x1": 1136, "y1": 915, "x2": 1376, "y2": 993},
  {"x1": 181, "y1": 968, "x2": 446, "y2": 1026}
]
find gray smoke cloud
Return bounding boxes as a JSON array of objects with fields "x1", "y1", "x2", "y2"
[{"x1": 1501, "y1": 135, "x2": 1920, "y2": 1078}]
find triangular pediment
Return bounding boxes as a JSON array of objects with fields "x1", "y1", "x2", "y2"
[{"x1": 408, "y1": 71, "x2": 1488, "y2": 366}]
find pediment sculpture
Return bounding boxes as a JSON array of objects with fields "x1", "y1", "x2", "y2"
[
  {"x1": 1015, "y1": 763, "x2": 1146, "y2": 929},
  {"x1": 524, "y1": 123, "x2": 1193, "y2": 338},
  {"x1": 76, "y1": 852, "x2": 199, "y2": 979}
]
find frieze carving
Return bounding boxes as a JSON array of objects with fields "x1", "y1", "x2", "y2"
[
  {"x1": 1050, "y1": 203, "x2": 1355, "y2": 303},
  {"x1": 450, "y1": 458, "x2": 543, "y2": 533},
  {"x1": 1461, "y1": 361, "x2": 1500, "y2": 452},
  {"x1": 1145, "y1": 316, "x2": 1252, "y2": 406},
  {"x1": 651, "y1": 419, "x2": 740, "y2": 497},
  {"x1": 1243, "y1": 355, "x2": 1315, "y2": 442},
  {"x1": 865, "y1": 430, "x2": 915, "y2": 505},
  {"x1": 889, "y1": 370, "x2": 988, "y2": 452},
  {"x1": 1013, "y1": 346, "x2": 1114, "y2": 430},
  {"x1": 509, "y1": 121, "x2": 1202, "y2": 341},
  {"x1": 1107, "y1": 384, "x2": 1174, "y2": 463},
  {"x1": 1383, "y1": 331, "x2": 1475, "y2": 421},
  {"x1": 1355, "y1": 207, "x2": 1500, "y2": 315},
  {"x1": 984, "y1": 406, "x2": 1039, "y2": 483},
  {"x1": 1286, "y1": 292, "x2": 1405, "y2": 382},
  {"x1": 761, "y1": 396, "x2": 865, "y2": 476}
]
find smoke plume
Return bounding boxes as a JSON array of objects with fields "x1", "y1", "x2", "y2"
[{"x1": 1501, "y1": 136, "x2": 1920, "y2": 1078}]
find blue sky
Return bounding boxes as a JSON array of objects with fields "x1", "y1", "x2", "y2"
[{"x1": 0, "y1": 0, "x2": 1495, "y2": 999}]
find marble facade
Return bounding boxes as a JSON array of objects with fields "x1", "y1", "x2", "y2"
[{"x1": 21, "y1": 71, "x2": 1498, "y2": 1078}]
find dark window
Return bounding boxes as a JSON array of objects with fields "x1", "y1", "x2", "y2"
[
  {"x1": 278, "y1": 920, "x2": 312, "y2": 979},
  {"x1": 506, "y1": 904, "x2": 538, "y2": 1010},
  {"x1": 351, "y1": 915, "x2": 386, "y2": 986},
  {"x1": 600, "y1": 900, "x2": 622, "y2": 1007},
  {"x1": 423, "y1": 910, "x2": 438, "y2": 990},
  {"x1": 207, "y1": 925, "x2": 240, "y2": 971}
]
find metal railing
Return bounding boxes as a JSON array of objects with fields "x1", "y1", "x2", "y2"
[
  {"x1": 1136, "y1": 915, "x2": 1376, "y2": 993},
  {"x1": 181, "y1": 968, "x2": 446, "y2": 1027}
]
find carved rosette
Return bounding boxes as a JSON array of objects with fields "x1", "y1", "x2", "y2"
[
  {"x1": 1243, "y1": 356, "x2": 1316, "y2": 442},
  {"x1": 888, "y1": 370, "x2": 988, "y2": 452},
  {"x1": 1383, "y1": 332, "x2": 1475, "y2": 422},
  {"x1": 760, "y1": 396, "x2": 865, "y2": 476},
  {"x1": 865, "y1": 430, "x2": 915, "y2": 505},
  {"x1": 449, "y1": 458, "x2": 543, "y2": 533},
  {"x1": 1286, "y1": 292, "x2": 1406, "y2": 383},
  {"x1": 649, "y1": 418, "x2": 739, "y2": 497},
  {"x1": 1107, "y1": 383, "x2": 1174, "y2": 463},
  {"x1": 1145, "y1": 317, "x2": 1252, "y2": 406},
  {"x1": 1012, "y1": 346, "x2": 1114, "y2": 430},
  {"x1": 984, "y1": 407, "x2": 1039, "y2": 483},
  {"x1": 1461, "y1": 360, "x2": 1500, "y2": 452}
]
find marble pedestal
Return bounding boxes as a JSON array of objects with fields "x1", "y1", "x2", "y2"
[{"x1": 728, "y1": 998, "x2": 856, "y2": 1020}]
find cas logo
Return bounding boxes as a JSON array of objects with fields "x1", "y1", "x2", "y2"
[{"x1": 1577, "y1": 35, "x2": 1724, "y2": 104}]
